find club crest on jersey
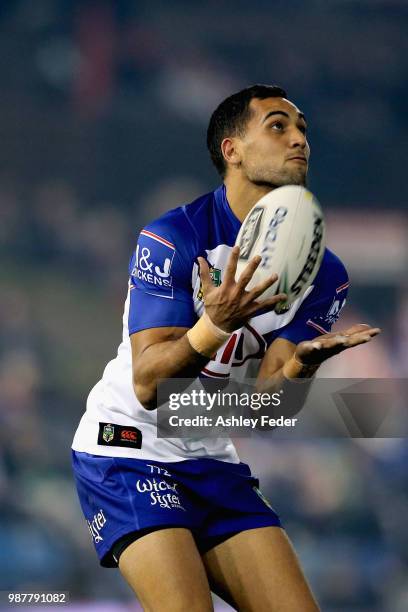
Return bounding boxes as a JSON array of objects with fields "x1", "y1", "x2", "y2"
[
  {"x1": 197, "y1": 266, "x2": 221, "y2": 301},
  {"x1": 102, "y1": 424, "x2": 114, "y2": 443}
]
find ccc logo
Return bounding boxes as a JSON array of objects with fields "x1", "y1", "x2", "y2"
[{"x1": 121, "y1": 430, "x2": 138, "y2": 441}]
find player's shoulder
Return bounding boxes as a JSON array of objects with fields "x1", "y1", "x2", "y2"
[
  {"x1": 142, "y1": 189, "x2": 215, "y2": 247},
  {"x1": 305, "y1": 247, "x2": 349, "y2": 305},
  {"x1": 133, "y1": 190, "x2": 216, "y2": 278},
  {"x1": 318, "y1": 247, "x2": 348, "y2": 283}
]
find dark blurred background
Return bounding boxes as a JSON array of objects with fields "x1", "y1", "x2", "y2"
[{"x1": 0, "y1": 1, "x2": 407, "y2": 610}]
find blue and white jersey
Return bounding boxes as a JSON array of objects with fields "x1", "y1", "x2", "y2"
[{"x1": 72, "y1": 185, "x2": 349, "y2": 463}]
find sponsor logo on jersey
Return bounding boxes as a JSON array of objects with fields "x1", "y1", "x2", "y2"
[
  {"x1": 238, "y1": 207, "x2": 264, "y2": 260},
  {"x1": 131, "y1": 230, "x2": 176, "y2": 298},
  {"x1": 87, "y1": 509, "x2": 107, "y2": 544},
  {"x1": 98, "y1": 422, "x2": 143, "y2": 449},
  {"x1": 197, "y1": 265, "x2": 221, "y2": 301}
]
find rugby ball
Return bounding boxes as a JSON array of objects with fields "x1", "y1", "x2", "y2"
[{"x1": 234, "y1": 185, "x2": 326, "y2": 308}]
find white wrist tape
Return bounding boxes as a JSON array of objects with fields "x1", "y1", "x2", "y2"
[
  {"x1": 187, "y1": 312, "x2": 231, "y2": 358},
  {"x1": 282, "y1": 354, "x2": 319, "y2": 380}
]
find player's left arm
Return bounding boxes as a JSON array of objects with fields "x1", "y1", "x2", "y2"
[
  {"x1": 257, "y1": 254, "x2": 380, "y2": 389},
  {"x1": 255, "y1": 324, "x2": 380, "y2": 429},
  {"x1": 257, "y1": 323, "x2": 380, "y2": 388}
]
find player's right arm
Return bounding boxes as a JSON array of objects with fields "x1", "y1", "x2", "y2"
[
  {"x1": 131, "y1": 327, "x2": 206, "y2": 410},
  {"x1": 131, "y1": 245, "x2": 285, "y2": 410}
]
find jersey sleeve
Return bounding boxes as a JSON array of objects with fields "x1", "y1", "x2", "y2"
[
  {"x1": 277, "y1": 250, "x2": 349, "y2": 345},
  {"x1": 128, "y1": 218, "x2": 197, "y2": 335}
]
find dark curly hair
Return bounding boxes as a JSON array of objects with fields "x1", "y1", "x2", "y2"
[{"x1": 207, "y1": 84, "x2": 287, "y2": 178}]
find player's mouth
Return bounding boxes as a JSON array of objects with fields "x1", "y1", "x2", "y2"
[{"x1": 286, "y1": 156, "x2": 307, "y2": 164}]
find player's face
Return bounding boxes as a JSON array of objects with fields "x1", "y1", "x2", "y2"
[{"x1": 237, "y1": 97, "x2": 310, "y2": 188}]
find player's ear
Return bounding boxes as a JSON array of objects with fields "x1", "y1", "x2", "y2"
[{"x1": 221, "y1": 137, "x2": 242, "y2": 169}]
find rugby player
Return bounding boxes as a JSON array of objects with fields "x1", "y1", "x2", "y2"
[{"x1": 72, "y1": 85, "x2": 380, "y2": 611}]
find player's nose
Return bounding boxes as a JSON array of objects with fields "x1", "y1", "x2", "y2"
[{"x1": 288, "y1": 126, "x2": 307, "y2": 149}]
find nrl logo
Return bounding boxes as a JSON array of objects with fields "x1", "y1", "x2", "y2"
[
  {"x1": 197, "y1": 265, "x2": 221, "y2": 301},
  {"x1": 102, "y1": 424, "x2": 114, "y2": 443}
]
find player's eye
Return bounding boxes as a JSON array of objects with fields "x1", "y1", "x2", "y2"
[
  {"x1": 298, "y1": 124, "x2": 307, "y2": 134},
  {"x1": 271, "y1": 121, "x2": 284, "y2": 131}
]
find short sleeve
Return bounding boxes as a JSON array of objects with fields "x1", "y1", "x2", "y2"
[
  {"x1": 128, "y1": 220, "x2": 196, "y2": 335},
  {"x1": 277, "y1": 250, "x2": 349, "y2": 345}
]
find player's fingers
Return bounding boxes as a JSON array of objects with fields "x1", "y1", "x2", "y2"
[
  {"x1": 299, "y1": 337, "x2": 348, "y2": 357},
  {"x1": 224, "y1": 246, "x2": 240, "y2": 284},
  {"x1": 297, "y1": 340, "x2": 325, "y2": 355},
  {"x1": 341, "y1": 323, "x2": 371, "y2": 336},
  {"x1": 359, "y1": 327, "x2": 381, "y2": 337},
  {"x1": 247, "y1": 272, "x2": 279, "y2": 298},
  {"x1": 307, "y1": 331, "x2": 337, "y2": 342},
  {"x1": 319, "y1": 332, "x2": 374, "y2": 350},
  {"x1": 341, "y1": 333, "x2": 375, "y2": 347},
  {"x1": 320, "y1": 336, "x2": 348, "y2": 350},
  {"x1": 339, "y1": 323, "x2": 381, "y2": 336},
  {"x1": 247, "y1": 293, "x2": 287, "y2": 314},
  {"x1": 235, "y1": 256, "x2": 262, "y2": 291},
  {"x1": 306, "y1": 334, "x2": 352, "y2": 352},
  {"x1": 197, "y1": 257, "x2": 212, "y2": 290},
  {"x1": 299, "y1": 328, "x2": 380, "y2": 360},
  {"x1": 330, "y1": 328, "x2": 381, "y2": 347}
]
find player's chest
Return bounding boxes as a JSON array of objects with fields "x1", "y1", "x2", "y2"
[{"x1": 190, "y1": 244, "x2": 302, "y2": 367}]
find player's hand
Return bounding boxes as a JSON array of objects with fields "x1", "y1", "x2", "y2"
[
  {"x1": 295, "y1": 323, "x2": 381, "y2": 365},
  {"x1": 198, "y1": 246, "x2": 287, "y2": 333}
]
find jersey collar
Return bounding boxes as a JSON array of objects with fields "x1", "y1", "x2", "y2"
[{"x1": 214, "y1": 184, "x2": 241, "y2": 237}]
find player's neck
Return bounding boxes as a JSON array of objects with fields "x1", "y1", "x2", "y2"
[{"x1": 224, "y1": 178, "x2": 273, "y2": 222}]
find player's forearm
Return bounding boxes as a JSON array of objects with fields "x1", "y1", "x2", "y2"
[
  {"x1": 254, "y1": 356, "x2": 319, "y2": 426},
  {"x1": 133, "y1": 335, "x2": 209, "y2": 410},
  {"x1": 256, "y1": 346, "x2": 320, "y2": 390},
  {"x1": 133, "y1": 312, "x2": 234, "y2": 409}
]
